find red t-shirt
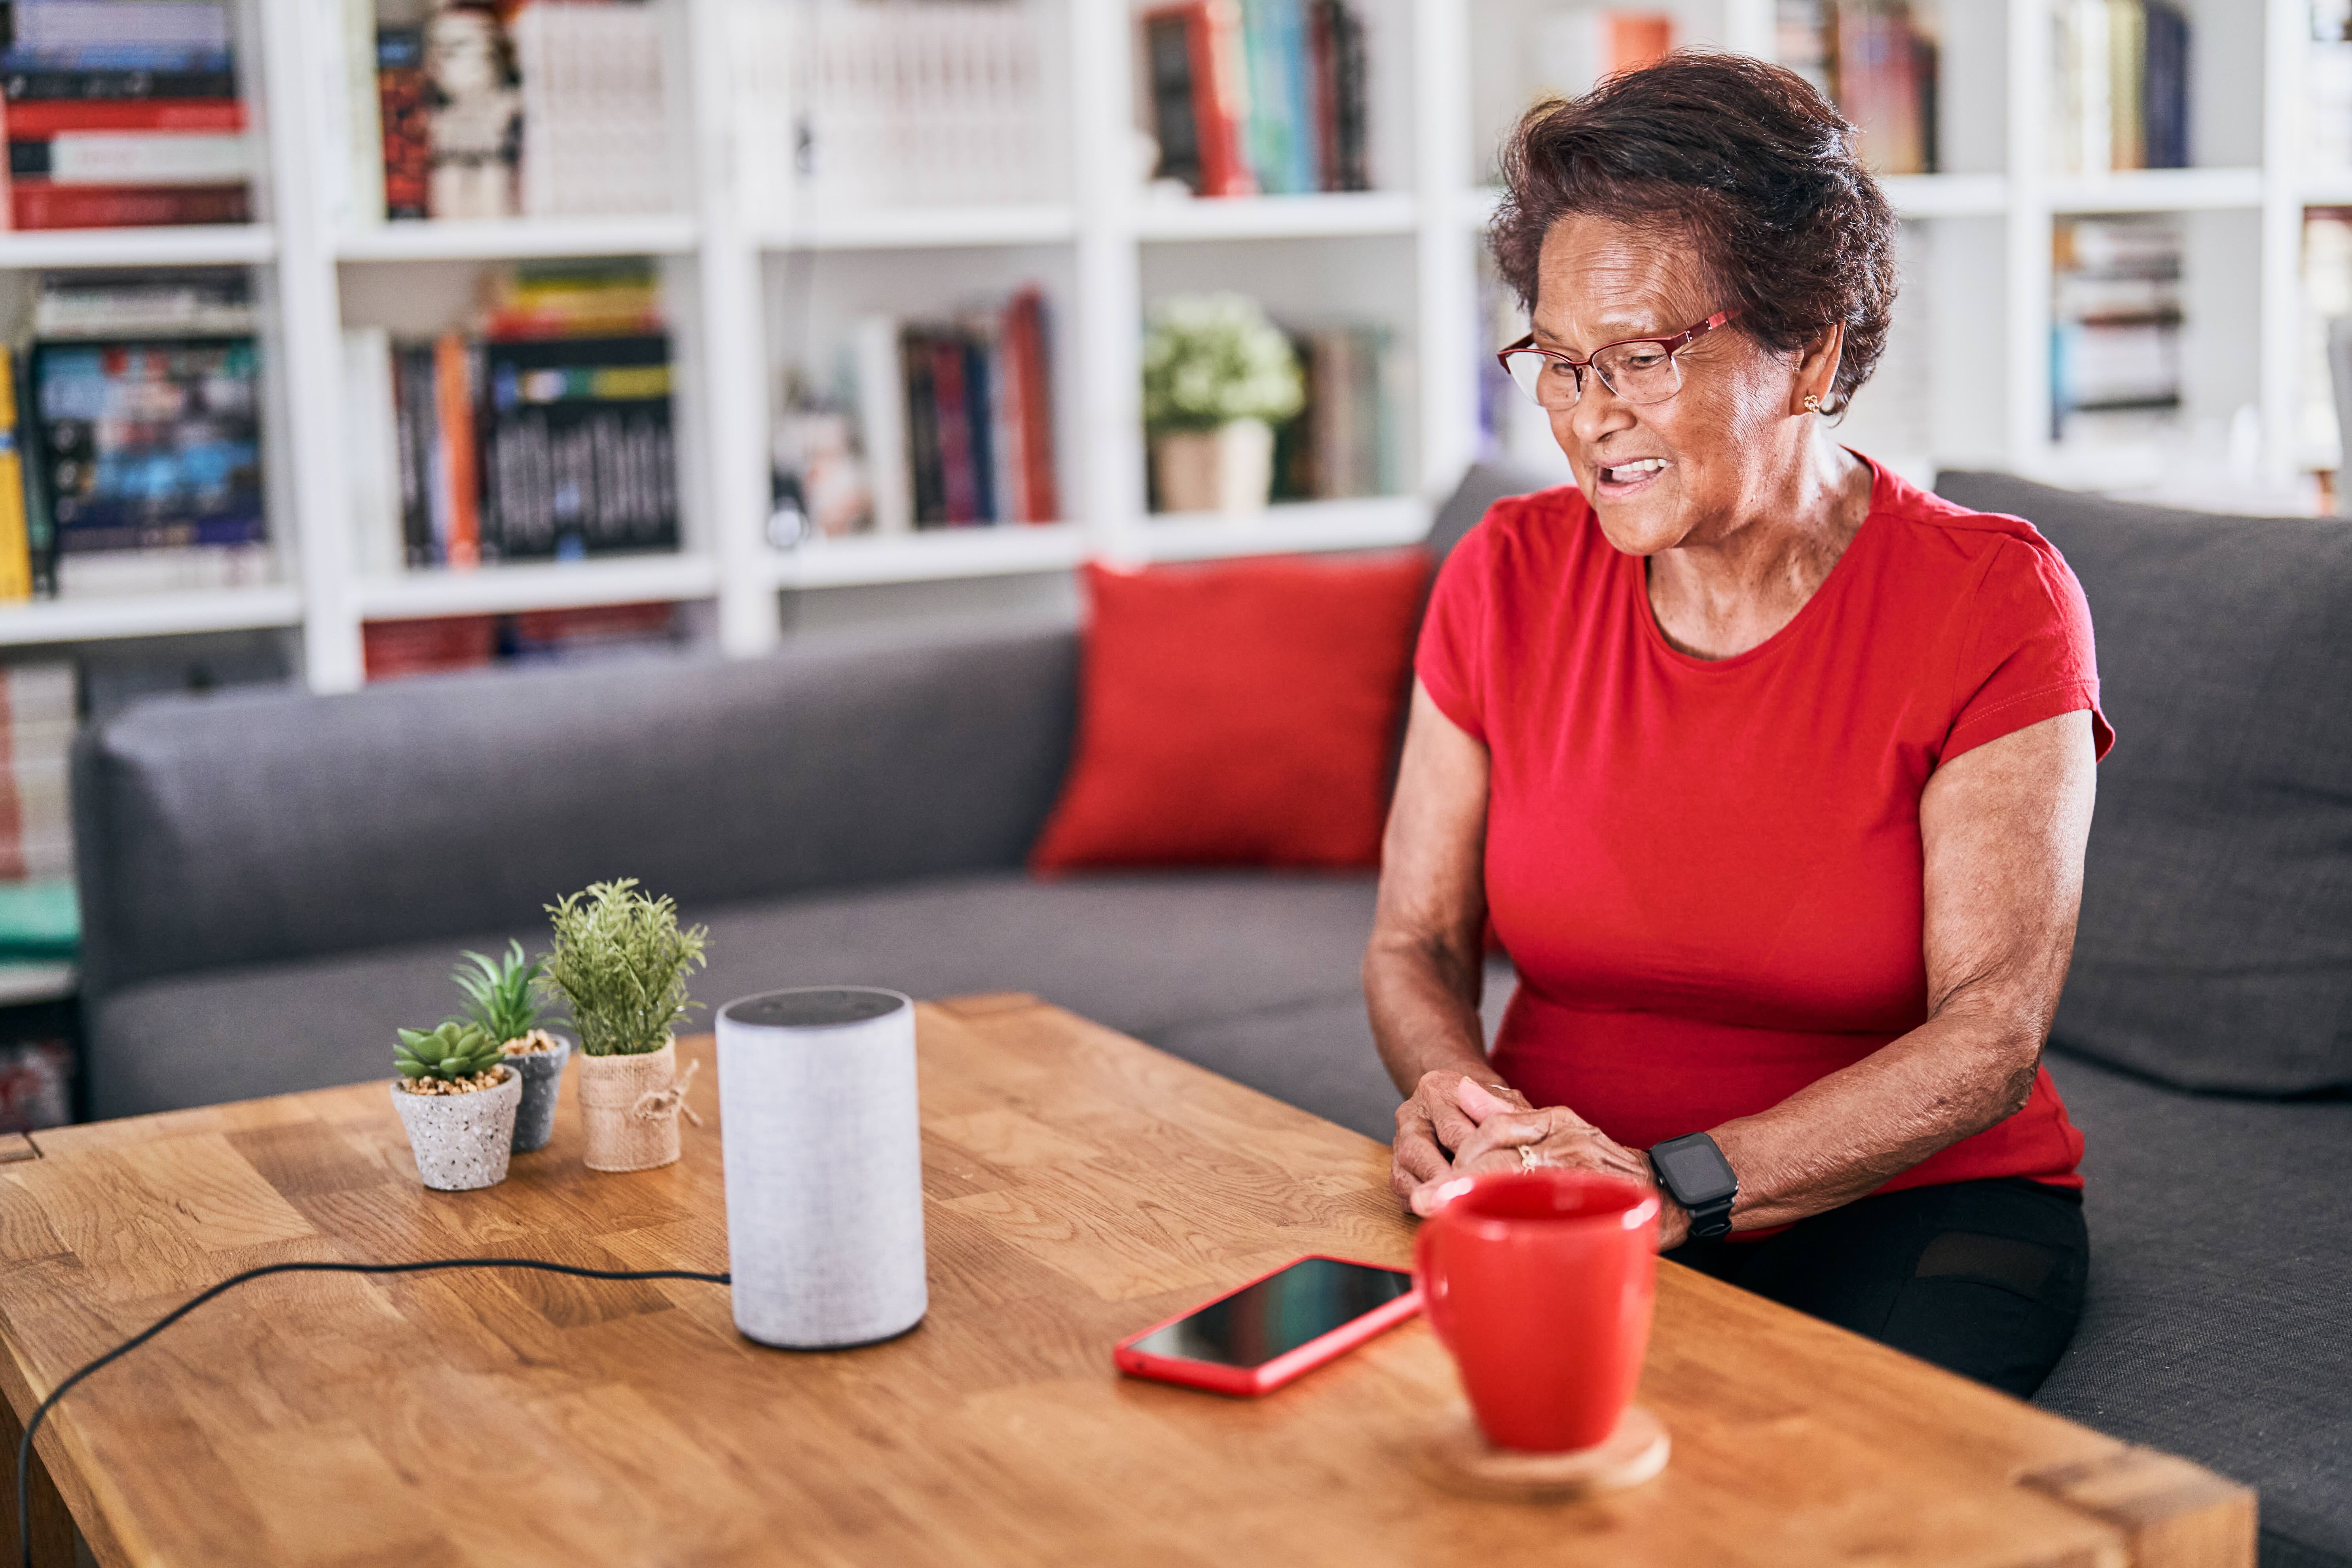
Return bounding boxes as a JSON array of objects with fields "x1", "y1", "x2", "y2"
[{"x1": 1416, "y1": 458, "x2": 2112, "y2": 1196}]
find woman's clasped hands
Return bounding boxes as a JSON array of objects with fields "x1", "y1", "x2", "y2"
[{"x1": 1392, "y1": 1072, "x2": 1681, "y2": 1240}]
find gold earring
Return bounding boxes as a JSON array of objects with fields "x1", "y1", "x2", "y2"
[{"x1": 1803, "y1": 393, "x2": 1822, "y2": 413}]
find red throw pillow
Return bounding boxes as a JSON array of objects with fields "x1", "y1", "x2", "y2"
[{"x1": 1032, "y1": 550, "x2": 1432, "y2": 872}]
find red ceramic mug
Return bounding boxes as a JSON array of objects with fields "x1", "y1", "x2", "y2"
[{"x1": 1413, "y1": 1168, "x2": 1661, "y2": 1452}]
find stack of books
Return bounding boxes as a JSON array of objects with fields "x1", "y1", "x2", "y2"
[
  {"x1": 2050, "y1": 216, "x2": 2183, "y2": 441},
  {"x1": 2050, "y1": 0, "x2": 2191, "y2": 174},
  {"x1": 1141, "y1": 0, "x2": 1370, "y2": 198},
  {"x1": 0, "y1": 658, "x2": 80, "y2": 1132},
  {"x1": 0, "y1": 0, "x2": 250, "y2": 229},
  {"x1": 1273, "y1": 323, "x2": 1398, "y2": 502},
  {"x1": 0, "y1": 270, "x2": 267, "y2": 600},
  {"x1": 748, "y1": 0, "x2": 1058, "y2": 216},
  {"x1": 347, "y1": 260, "x2": 681, "y2": 571},
  {"x1": 360, "y1": 0, "x2": 673, "y2": 224},
  {"x1": 1774, "y1": 2, "x2": 1937, "y2": 176},
  {"x1": 361, "y1": 601, "x2": 681, "y2": 681},
  {"x1": 814, "y1": 287, "x2": 1060, "y2": 537}
]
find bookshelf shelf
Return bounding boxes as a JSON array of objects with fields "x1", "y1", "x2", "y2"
[
  {"x1": 1134, "y1": 192, "x2": 1422, "y2": 242},
  {"x1": 0, "y1": 587, "x2": 304, "y2": 649},
  {"x1": 757, "y1": 205, "x2": 1081, "y2": 252},
  {"x1": 1134, "y1": 496, "x2": 1431, "y2": 563},
  {"x1": 2045, "y1": 168, "x2": 2268, "y2": 214},
  {"x1": 1878, "y1": 175, "x2": 2010, "y2": 219},
  {"x1": 770, "y1": 525, "x2": 1090, "y2": 589},
  {"x1": 353, "y1": 556, "x2": 725, "y2": 621},
  {"x1": 333, "y1": 215, "x2": 700, "y2": 264},
  {"x1": 0, "y1": 225, "x2": 277, "y2": 270}
]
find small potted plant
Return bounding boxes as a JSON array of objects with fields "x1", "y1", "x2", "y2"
[
  {"x1": 1142, "y1": 292, "x2": 1305, "y2": 515},
  {"x1": 390, "y1": 1020, "x2": 522, "y2": 1191},
  {"x1": 455, "y1": 940, "x2": 569, "y2": 1153},
  {"x1": 540, "y1": 879, "x2": 709, "y2": 1173}
]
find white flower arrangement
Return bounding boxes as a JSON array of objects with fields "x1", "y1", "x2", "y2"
[{"x1": 1141, "y1": 293, "x2": 1306, "y2": 432}]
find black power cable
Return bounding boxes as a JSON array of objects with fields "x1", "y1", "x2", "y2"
[{"x1": 13, "y1": 1257, "x2": 730, "y2": 1568}]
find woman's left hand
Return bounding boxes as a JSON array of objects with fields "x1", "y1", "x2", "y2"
[{"x1": 1415, "y1": 1081, "x2": 1692, "y2": 1248}]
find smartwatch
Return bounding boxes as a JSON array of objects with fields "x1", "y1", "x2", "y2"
[{"x1": 1648, "y1": 1132, "x2": 1738, "y2": 1240}]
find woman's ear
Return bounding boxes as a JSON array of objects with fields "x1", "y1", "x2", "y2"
[{"x1": 1793, "y1": 321, "x2": 1846, "y2": 415}]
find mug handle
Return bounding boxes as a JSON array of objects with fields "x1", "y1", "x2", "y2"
[{"x1": 1414, "y1": 1216, "x2": 1453, "y2": 1350}]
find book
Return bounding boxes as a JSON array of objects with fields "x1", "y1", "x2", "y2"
[
  {"x1": 362, "y1": 614, "x2": 498, "y2": 681},
  {"x1": 2051, "y1": 215, "x2": 2183, "y2": 435},
  {"x1": 32, "y1": 267, "x2": 256, "y2": 337},
  {"x1": 431, "y1": 332, "x2": 482, "y2": 568},
  {"x1": 0, "y1": 664, "x2": 76, "y2": 885},
  {"x1": 376, "y1": 27, "x2": 430, "y2": 221},
  {"x1": 0, "y1": 99, "x2": 243, "y2": 134},
  {"x1": 343, "y1": 327, "x2": 402, "y2": 579},
  {"x1": 1241, "y1": 0, "x2": 1313, "y2": 195},
  {"x1": 852, "y1": 315, "x2": 913, "y2": 536},
  {"x1": 1, "y1": 69, "x2": 238, "y2": 100},
  {"x1": 4, "y1": 2, "x2": 231, "y2": 57},
  {"x1": 502, "y1": 601, "x2": 679, "y2": 662},
  {"x1": 0, "y1": 357, "x2": 28, "y2": 604},
  {"x1": 1002, "y1": 286, "x2": 1060, "y2": 523},
  {"x1": 9, "y1": 130, "x2": 250, "y2": 184},
  {"x1": 28, "y1": 338, "x2": 266, "y2": 565},
  {"x1": 1532, "y1": 11, "x2": 1675, "y2": 99},
  {"x1": 510, "y1": 1, "x2": 672, "y2": 219},
  {"x1": 9, "y1": 180, "x2": 246, "y2": 228},
  {"x1": 393, "y1": 341, "x2": 438, "y2": 567},
  {"x1": 2051, "y1": 0, "x2": 2190, "y2": 174},
  {"x1": 1833, "y1": 3, "x2": 1935, "y2": 176},
  {"x1": 1309, "y1": 0, "x2": 1368, "y2": 193},
  {"x1": 478, "y1": 334, "x2": 679, "y2": 559},
  {"x1": 1143, "y1": 1, "x2": 1256, "y2": 197}
]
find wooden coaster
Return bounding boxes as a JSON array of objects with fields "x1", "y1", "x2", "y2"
[{"x1": 1413, "y1": 1405, "x2": 1669, "y2": 1502}]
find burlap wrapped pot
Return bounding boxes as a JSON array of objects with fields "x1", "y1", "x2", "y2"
[{"x1": 575, "y1": 1037, "x2": 700, "y2": 1172}]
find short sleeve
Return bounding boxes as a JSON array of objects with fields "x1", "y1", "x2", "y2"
[
  {"x1": 1943, "y1": 535, "x2": 2116, "y2": 764},
  {"x1": 1415, "y1": 515, "x2": 1498, "y2": 743}
]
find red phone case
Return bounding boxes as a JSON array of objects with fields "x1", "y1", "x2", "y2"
[{"x1": 1112, "y1": 1254, "x2": 1423, "y2": 1396}]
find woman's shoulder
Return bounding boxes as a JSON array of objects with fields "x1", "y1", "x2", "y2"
[
  {"x1": 1443, "y1": 483, "x2": 1606, "y2": 578},
  {"x1": 1861, "y1": 459, "x2": 2075, "y2": 582}
]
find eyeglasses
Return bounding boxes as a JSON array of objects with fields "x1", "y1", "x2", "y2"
[{"x1": 1496, "y1": 309, "x2": 1741, "y2": 409}]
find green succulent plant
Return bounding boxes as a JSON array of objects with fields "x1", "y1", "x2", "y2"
[
  {"x1": 395, "y1": 1020, "x2": 506, "y2": 1083},
  {"x1": 454, "y1": 940, "x2": 548, "y2": 1045},
  {"x1": 539, "y1": 878, "x2": 709, "y2": 1058}
]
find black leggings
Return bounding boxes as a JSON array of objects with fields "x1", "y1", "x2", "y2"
[{"x1": 1665, "y1": 1177, "x2": 2088, "y2": 1398}]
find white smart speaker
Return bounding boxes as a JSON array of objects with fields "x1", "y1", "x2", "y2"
[{"x1": 716, "y1": 987, "x2": 928, "y2": 1348}]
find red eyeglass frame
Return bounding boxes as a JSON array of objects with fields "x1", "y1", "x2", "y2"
[{"x1": 1497, "y1": 307, "x2": 1743, "y2": 403}]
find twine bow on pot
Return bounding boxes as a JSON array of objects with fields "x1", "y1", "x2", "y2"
[{"x1": 632, "y1": 1057, "x2": 702, "y2": 1128}]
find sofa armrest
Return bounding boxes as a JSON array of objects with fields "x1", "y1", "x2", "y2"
[{"x1": 72, "y1": 619, "x2": 1078, "y2": 997}]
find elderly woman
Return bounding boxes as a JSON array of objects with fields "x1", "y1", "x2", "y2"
[{"x1": 1366, "y1": 54, "x2": 2110, "y2": 1395}]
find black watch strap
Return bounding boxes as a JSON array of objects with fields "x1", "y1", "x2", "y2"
[{"x1": 1648, "y1": 1132, "x2": 1738, "y2": 1240}]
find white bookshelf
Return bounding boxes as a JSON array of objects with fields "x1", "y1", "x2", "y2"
[{"x1": 0, "y1": 0, "x2": 2339, "y2": 691}]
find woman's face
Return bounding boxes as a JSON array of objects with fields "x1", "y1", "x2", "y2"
[{"x1": 1532, "y1": 214, "x2": 1802, "y2": 556}]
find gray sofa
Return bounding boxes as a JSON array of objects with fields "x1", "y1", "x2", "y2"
[{"x1": 71, "y1": 468, "x2": 2348, "y2": 1567}]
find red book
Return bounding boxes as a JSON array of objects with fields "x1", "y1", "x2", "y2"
[
  {"x1": 8, "y1": 181, "x2": 249, "y2": 229},
  {"x1": 1146, "y1": 0, "x2": 1255, "y2": 198},
  {"x1": 1006, "y1": 288, "x2": 1060, "y2": 523},
  {"x1": 362, "y1": 616, "x2": 498, "y2": 681},
  {"x1": 377, "y1": 27, "x2": 430, "y2": 220},
  {"x1": 2, "y1": 100, "x2": 245, "y2": 136}
]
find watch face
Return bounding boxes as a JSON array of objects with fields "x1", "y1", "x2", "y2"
[{"x1": 1655, "y1": 1139, "x2": 1737, "y2": 1206}]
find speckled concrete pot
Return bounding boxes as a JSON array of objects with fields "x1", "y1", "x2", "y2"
[
  {"x1": 391, "y1": 1066, "x2": 522, "y2": 1191},
  {"x1": 503, "y1": 1034, "x2": 571, "y2": 1153}
]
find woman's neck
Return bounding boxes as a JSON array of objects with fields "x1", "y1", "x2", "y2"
[{"x1": 1644, "y1": 434, "x2": 1873, "y2": 661}]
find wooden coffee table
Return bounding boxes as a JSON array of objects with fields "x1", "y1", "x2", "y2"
[{"x1": 0, "y1": 996, "x2": 2251, "y2": 1566}]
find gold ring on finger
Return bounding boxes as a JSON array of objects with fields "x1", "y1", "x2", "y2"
[{"x1": 1516, "y1": 1143, "x2": 1538, "y2": 1171}]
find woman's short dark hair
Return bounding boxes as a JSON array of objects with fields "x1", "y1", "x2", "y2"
[{"x1": 1491, "y1": 52, "x2": 1897, "y2": 412}]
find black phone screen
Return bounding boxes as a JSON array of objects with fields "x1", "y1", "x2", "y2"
[{"x1": 1127, "y1": 1257, "x2": 1415, "y2": 1368}]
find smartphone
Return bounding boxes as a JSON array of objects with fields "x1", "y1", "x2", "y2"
[{"x1": 1112, "y1": 1255, "x2": 1421, "y2": 1396}]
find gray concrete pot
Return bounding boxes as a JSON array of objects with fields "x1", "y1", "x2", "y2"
[
  {"x1": 391, "y1": 1066, "x2": 522, "y2": 1191},
  {"x1": 503, "y1": 1033, "x2": 571, "y2": 1153}
]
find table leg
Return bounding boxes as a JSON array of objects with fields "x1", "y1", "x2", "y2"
[{"x1": 0, "y1": 1392, "x2": 78, "y2": 1568}]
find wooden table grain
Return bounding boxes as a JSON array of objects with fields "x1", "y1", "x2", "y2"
[{"x1": 0, "y1": 995, "x2": 2251, "y2": 1567}]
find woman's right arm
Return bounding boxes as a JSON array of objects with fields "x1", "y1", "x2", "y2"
[{"x1": 1365, "y1": 681, "x2": 1527, "y2": 1204}]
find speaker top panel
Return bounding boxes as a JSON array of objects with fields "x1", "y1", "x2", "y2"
[{"x1": 721, "y1": 987, "x2": 908, "y2": 1030}]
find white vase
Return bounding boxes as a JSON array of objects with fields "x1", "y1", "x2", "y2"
[
  {"x1": 391, "y1": 1067, "x2": 522, "y2": 1192},
  {"x1": 1155, "y1": 419, "x2": 1275, "y2": 515},
  {"x1": 717, "y1": 987, "x2": 927, "y2": 1349}
]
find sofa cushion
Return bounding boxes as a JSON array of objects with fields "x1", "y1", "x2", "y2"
[
  {"x1": 86, "y1": 870, "x2": 1381, "y2": 1121},
  {"x1": 2037, "y1": 1050, "x2": 2352, "y2": 1567},
  {"x1": 1935, "y1": 472, "x2": 2352, "y2": 1096},
  {"x1": 1032, "y1": 553, "x2": 1429, "y2": 872},
  {"x1": 70, "y1": 620, "x2": 1079, "y2": 997}
]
